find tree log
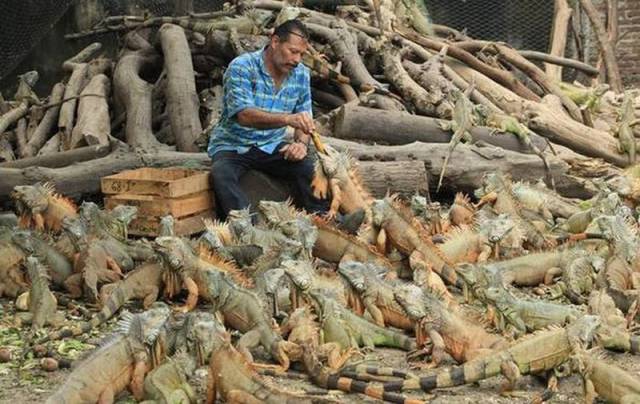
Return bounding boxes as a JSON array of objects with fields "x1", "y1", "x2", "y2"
[
  {"x1": 0, "y1": 146, "x2": 427, "y2": 203},
  {"x1": 578, "y1": 0, "x2": 622, "y2": 92},
  {"x1": 0, "y1": 102, "x2": 28, "y2": 136},
  {"x1": 23, "y1": 83, "x2": 65, "y2": 158},
  {"x1": 38, "y1": 133, "x2": 61, "y2": 156},
  {"x1": 58, "y1": 63, "x2": 88, "y2": 150},
  {"x1": 159, "y1": 24, "x2": 202, "y2": 152},
  {"x1": 15, "y1": 118, "x2": 27, "y2": 158},
  {"x1": 519, "y1": 50, "x2": 599, "y2": 77},
  {"x1": 325, "y1": 138, "x2": 593, "y2": 199},
  {"x1": 334, "y1": 104, "x2": 548, "y2": 154},
  {"x1": 69, "y1": 74, "x2": 111, "y2": 149},
  {"x1": 546, "y1": 0, "x2": 572, "y2": 82},
  {"x1": 0, "y1": 144, "x2": 110, "y2": 169}
]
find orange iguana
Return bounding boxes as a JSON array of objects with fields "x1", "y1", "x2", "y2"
[{"x1": 11, "y1": 182, "x2": 78, "y2": 233}]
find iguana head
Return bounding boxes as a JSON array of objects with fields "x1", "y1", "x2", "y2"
[
  {"x1": 410, "y1": 194, "x2": 428, "y2": 217},
  {"x1": 11, "y1": 230, "x2": 36, "y2": 254},
  {"x1": 483, "y1": 285, "x2": 512, "y2": 305},
  {"x1": 370, "y1": 198, "x2": 394, "y2": 226},
  {"x1": 586, "y1": 215, "x2": 639, "y2": 261},
  {"x1": 61, "y1": 216, "x2": 87, "y2": 246},
  {"x1": 159, "y1": 215, "x2": 175, "y2": 237},
  {"x1": 118, "y1": 302, "x2": 172, "y2": 347},
  {"x1": 199, "y1": 230, "x2": 225, "y2": 251},
  {"x1": 316, "y1": 145, "x2": 350, "y2": 178},
  {"x1": 228, "y1": 208, "x2": 254, "y2": 238},
  {"x1": 110, "y1": 204, "x2": 138, "y2": 226},
  {"x1": 394, "y1": 284, "x2": 428, "y2": 320},
  {"x1": 281, "y1": 259, "x2": 314, "y2": 293},
  {"x1": 79, "y1": 201, "x2": 100, "y2": 221},
  {"x1": 474, "y1": 172, "x2": 509, "y2": 199},
  {"x1": 277, "y1": 217, "x2": 318, "y2": 253},
  {"x1": 336, "y1": 261, "x2": 367, "y2": 293},
  {"x1": 567, "y1": 315, "x2": 600, "y2": 349},
  {"x1": 258, "y1": 199, "x2": 298, "y2": 224},
  {"x1": 154, "y1": 236, "x2": 196, "y2": 271},
  {"x1": 480, "y1": 212, "x2": 517, "y2": 243},
  {"x1": 11, "y1": 183, "x2": 50, "y2": 214},
  {"x1": 184, "y1": 311, "x2": 225, "y2": 366},
  {"x1": 262, "y1": 267, "x2": 286, "y2": 295}
]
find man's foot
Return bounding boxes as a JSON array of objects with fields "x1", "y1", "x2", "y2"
[{"x1": 336, "y1": 209, "x2": 365, "y2": 234}]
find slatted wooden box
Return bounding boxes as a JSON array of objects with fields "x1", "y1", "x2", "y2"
[{"x1": 101, "y1": 167, "x2": 214, "y2": 236}]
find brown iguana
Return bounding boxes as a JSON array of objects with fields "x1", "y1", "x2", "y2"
[
  {"x1": 615, "y1": 91, "x2": 638, "y2": 165},
  {"x1": 24, "y1": 256, "x2": 59, "y2": 330},
  {"x1": 588, "y1": 290, "x2": 640, "y2": 356},
  {"x1": 370, "y1": 195, "x2": 462, "y2": 296},
  {"x1": 436, "y1": 84, "x2": 476, "y2": 192},
  {"x1": 142, "y1": 350, "x2": 197, "y2": 404},
  {"x1": 394, "y1": 284, "x2": 507, "y2": 367},
  {"x1": 45, "y1": 303, "x2": 171, "y2": 404},
  {"x1": 381, "y1": 315, "x2": 601, "y2": 393},
  {"x1": 37, "y1": 261, "x2": 165, "y2": 345},
  {"x1": 11, "y1": 229, "x2": 73, "y2": 288},
  {"x1": 154, "y1": 236, "x2": 299, "y2": 370},
  {"x1": 449, "y1": 193, "x2": 476, "y2": 227},
  {"x1": 11, "y1": 182, "x2": 78, "y2": 233},
  {"x1": 410, "y1": 196, "x2": 451, "y2": 235},
  {"x1": 0, "y1": 228, "x2": 28, "y2": 298}
]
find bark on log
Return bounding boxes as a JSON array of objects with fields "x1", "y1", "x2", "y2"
[
  {"x1": 113, "y1": 49, "x2": 169, "y2": 150},
  {"x1": 0, "y1": 144, "x2": 110, "y2": 169},
  {"x1": 159, "y1": 24, "x2": 202, "y2": 152},
  {"x1": 325, "y1": 138, "x2": 593, "y2": 199},
  {"x1": 578, "y1": 0, "x2": 622, "y2": 92},
  {"x1": 26, "y1": 106, "x2": 44, "y2": 142},
  {"x1": 546, "y1": 0, "x2": 572, "y2": 82},
  {"x1": 0, "y1": 146, "x2": 427, "y2": 202},
  {"x1": 23, "y1": 83, "x2": 65, "y2": 158},
  {"x1": 38, "y1": 133, "x2": 61, "y2": 156},
  {"x1": 69, "y1": 74, "x2": 111, "y2": 149},
  {"x1": 0, "y1": 102, "x2": 28, "y2": 136},
  {"x1": 15, "y1": 118, "x2": 27, "y2": 158},
  {"x1": 403, "y1": 57, "x2": 456, "y2": 118},
  {"x1": 519, "y1": 50, "x2": 599, "y2": 77},
  {"x1": 334, "y1": 104, "x2": 548, "y2": 154},
  {"x1": 58, "y1": 63, "x2": 88, "y2": 150}
]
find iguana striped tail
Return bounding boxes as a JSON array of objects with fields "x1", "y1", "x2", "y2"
[
  {"x1": 302, "y1": 347, "x2": 425, "y2": 404},
  {"x1": 340, "y1": 364, "x2": 417, "y2": 379}
]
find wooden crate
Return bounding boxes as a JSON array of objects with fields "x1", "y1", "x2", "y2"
[
  {"x1": 101, "y1": 167, "x2": 214, "y2": 237},
  {"x1": 101, "y1": 167, "x2": 210, "y2": 198}
]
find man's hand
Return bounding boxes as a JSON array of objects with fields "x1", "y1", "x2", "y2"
[
  {"x1": 286, "y1": 112, "x2": 315, "y2": 134},
  {"x1": 280, "y1": 142, "x2": 308, "y2": 161}
]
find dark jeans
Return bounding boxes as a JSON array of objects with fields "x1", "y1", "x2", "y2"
[{"x1": 210, "y1": 143, "x2": 329, "y2": 220}]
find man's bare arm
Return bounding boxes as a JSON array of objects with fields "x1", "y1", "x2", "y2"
[{"x1": 237, "y1": 108, "x2": 315, "y2": 134}]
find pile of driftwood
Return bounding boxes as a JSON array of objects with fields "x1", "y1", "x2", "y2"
[{"x1": 0, "y1": 0, "x2": 638, "y2": 202}]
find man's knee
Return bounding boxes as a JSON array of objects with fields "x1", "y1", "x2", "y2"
[{"x1": 210, "y1": 158, "x2": 241, "y2": 188}]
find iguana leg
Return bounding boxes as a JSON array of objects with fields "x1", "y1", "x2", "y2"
[
  {"x1": 227, "y1": 390, "x2": 262, "y2": 404},
  {"x1": 499, "y1": 360, "x2": 521, "y2": 394},
  {"x1": 583, "y1": 375, "x2": 596, "y2": 404},
  {"x1": 311, "y1": 164, "x2": 330, "y2": 199},
  {"x1": 176, "y1": 276, "x2": 198, "y2": 313},
  {"x1": 320, "y1": 342, "x2": 357, "y2": 370},
  {"x1": 105, "y1": 256, "x2": 123, "y2": 275},
  {"x1": 33, "y1": 213, "x2": 45, "y2": 232},
  {"x1": 475, "y1": 191, "x2": 498, "y2": 209},
  {"x1": 142, "y1": 287, "x2": 160, "y2": 309},
  {"x1": 206, "y1": 370, "x2": 217, "y2": 404},
  {"x1": 477, "y1": 244, "x2": 492, "y2": 263},
  {"x1": 376, "y1": 228, "x2": 387, "y2": 254},
  {"x1": 97, "y1": 385, "x2": 115, "y2": 404},
  {"x1": 327, "y1": 178, "x2": 342, "y2": 220},
  {"x1": 130, "y1": 354, "x2": 148, "y2": 400},
  {"x1": 427, "y1": 329, "x2": 447, "y2": 368},
  {"x1": 544, "y1": 267, "x2": 563, "y2": 285},
  {"x1": 64, "y1": 273, "x2": 84, "y2": 298},
  {"x1": 271, "y1": 340, "x2": 299, "y2": 371},
  {"x1": 363, "y1": 298, "x2": 386, "y2": 327},
  {"x1": 409, "y1": 251, "x2": 454, "y2": 305},
  {"x1": 236, "y1": 329, "x2": 260, "y2": 364}
]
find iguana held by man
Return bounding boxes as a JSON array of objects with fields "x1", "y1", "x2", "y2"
[
  {"x1": 11, "y1": 182, "x2": 78, "y2": 233},
  {"x1": 381, "y1": 315, "x2": 601, "y2": 394},
  {"x1": 394, "y1": 284, "x2": 507, "y2": 367},
  {"x1": 436, "y1": 84, "x2": 476, "y2": 192},
  {"x1": 337, "y1": 261, "x2": 414, "y2": 331},
  {"x1": 45, "y1": 302, "x2": 171, "y2": 404},
  {"x1": 154, "y1": 236, "x2": 299, "y2": 370}
]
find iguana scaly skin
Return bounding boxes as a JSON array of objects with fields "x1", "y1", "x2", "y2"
[
  {"x1": 436, "y1": 85, "x2": 476, "y2": 192},
  {"x1": 371, "y1": 196, "x2": 462, "y2": 295},
  {"x1": 394, "y1": 284, "x2": 507, "y2": 367},
  {"x1": 448, "y1": 193, "x2": 476, "y2": 227},
  {"x1": 475, "y1": 210, "x2": 526, "y2": 259},
  {"x1": 311, "y1": 144, "x2": 373, "y2": 221},
  {"x1": 483, "y1": 285, "x2": 580, "y2": 337},
  {"x1": 382, "y1": 315, "x2": 601, "y2": 393},
  {"x1": 311, "y1": 215, "x2": 402, "y2": 277},
  {"x1": 549, "y1": 251, "x2": 604, "y2": 304},
  {"x1": 588, "y1": 290, "x2": 640, "y2": 355},
  {"x1": 46, "y1": 303, "x2": 171, "y2": 404},
  {"x1": 205, "y1": 328, "x2": 335, "y2": 404},
  {"x1": 11, "y1": 182, "x2": 78, "y2": 233},
  {"x1": 25, "y1": 256, "x2": 57, "y2": 330},
  {"x1": 337, "y1": 261, "x2": 414, "y2": 331},
  {"x1": 11, "y1": 230, "x2": 73, "y2": 288},
  {"x1": 142, "y1": 350, "x2": 197, "y2": 404},
  {"x1": 0, "y1": 228, "x2": 28, "y2": 298},
  {"x1": 154, "y1": 237, "x2": 298, "y2": 370},
  {"x1": 571, "y1": 348, "x2": 640, "y2": 404},
  {"x1": 38, "y1": 261, "x2": 165, "y2": 344},
  {"x1": 437, "y1": 224, "x2": 492, "y2": 264},
  {"x1": 410, "y1": 196, "x2": 451, "y2": 235},
  {"x1": 228, "y1": 207, "x2": 303, "y2": 252},
  {"x1": 522, "y1": 180, "x2": 581, "y2": 219},
  {"x1": 616, "y1": 92, "x2": 638, "y2": 165}
]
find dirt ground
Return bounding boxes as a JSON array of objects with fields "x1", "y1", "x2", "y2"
[{"x1": 0, "y1": 296, "x2": 638, "y2": 404}]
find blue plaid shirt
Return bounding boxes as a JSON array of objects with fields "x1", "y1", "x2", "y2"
[{"x1": 207, "y1": 47, "x2": 313, "y2": 157}]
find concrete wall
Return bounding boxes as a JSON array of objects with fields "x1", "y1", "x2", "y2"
[{"x1": 616, "y1": 0, "x2": 640, "y2": 83}]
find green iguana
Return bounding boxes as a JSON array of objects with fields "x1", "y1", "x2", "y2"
[
  {"x1": 142, "y1": 350, "x2": 197, "y2": 404},
  {"x1": 436, "y1": 84, "x2": 476, "y2": 192},
  {"x1": 24, "y1": 256, "x2": 58, "y2": 330},
  {"x1": 45, "y1": 303, "x2": 171, "y2": 403},
  {"x1": 11, "y1": 230, "x2": 73, "y2": 288},
  {"x1": 615, "y1": 92, "x2": 638, "y2": 165}
]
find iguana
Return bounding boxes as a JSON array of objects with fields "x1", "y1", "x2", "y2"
[
  {"x1": 337, "y1": 261, "x2": 414, "y2": 331},
  {"x1": 37, "y1": 261, "x2": 166, "y2": 344},
  {"x1": 279, "y1": 258, "x2": 346, "y2": 310},
  {"x1": 437, "y1": 224, "x2": 492, "y2": 264},
  {"x1": 45, "y1": 303, "x2": 171, "y2": 404},
  {"x1": 11, "y1": 182, "x2": 78, "y2": 233},
  {"x1": 518, "y1": 179, "x2": 581, "y2": 219},
  {"x1": 475, "y1": 209, "x2": 526, "y2": 259},
  {"x1": 0, "y1": 228, "x2": 28, "y2": 298},
  {"x1": 153, "y1": 236, "x2": 299, "y2": 370},
  {"x1": 201, "y1": 218, "x2": 264, "y2": 267},
  {"x1": 588, "y1": 290, "x2": 640, "y2": 356},
  {"x1": 483, "y1": 285, "x2": 581, "y2": 337},
  {"x1": 394, "y1": 284, "x2": 507, "y2": 367},
  {"x1": 228, "y1": 207, "x2": 303, "y2": 253},
  {"x1": 158, "y1": 214, "x2": 175, "y2": 237},
  {"x1": 436, "y1": 84, "x2": 476, "y2": 192},
  {"x1": 448, "y1": 193, "x2": 477, "y2": 227},
  {"x1": 11, "y1": 230, "x2": 73, "y2": 288},
  {"x1": 142, "y1": 350, "x2": 197, "y2": 404},
  {"x1": 24, "y1": 256, "x2": 58, "y2": 330},
  {"x1": 549, "y1": 251, "x2": 605, "y2": 304},
  {"x1": 205, "y1": 326, "x2": 337, "y2": 404},
  {"x1": 283, "y1": 261, "x2": 416, "y2": 352},
  {"x1": 410, "y1": 196, "x2": 451, "y2": 235},
  {"x1": 310, "y1": 144, "x2": 373, "y2": 222},
  {"x1": 615, "y1": 91, "x2": 638, "y2": 165},
  {"x1": 381, "y1": 315, "x2": 601, "y2": 393},
  {"x1": 570, "y1": 347, "x2": 640, "y2": 404},
  {"x1": 370, "y1": 195, "x2": 462, "y2": 295}
]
